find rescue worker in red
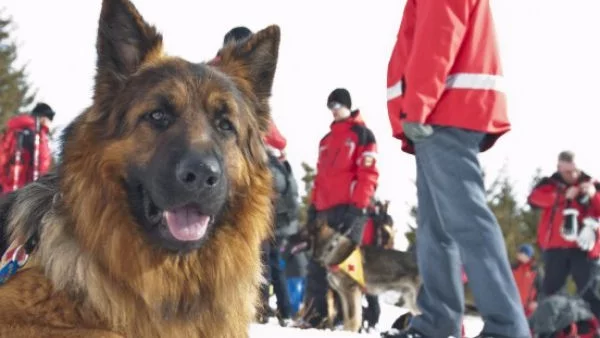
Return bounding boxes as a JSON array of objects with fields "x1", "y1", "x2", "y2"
[
  {"x1": 0, "y1": 102, "x2": 54, "y2": 194},
  {"x1": 528, "y1": 151, "x2": 600, "y2": 320},
  {"x1": 384, "y1": 1, "x2": 529, "y2": 337},
  {"x1": 511, "y1": 243, "x2": 543, "y2": 318},
  {"x1": 298, "y1": 88, "x2": 379, "y2": 328}
]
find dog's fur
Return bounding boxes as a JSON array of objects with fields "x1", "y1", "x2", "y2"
[
  {"x1": 0, "y1": 0, "x2": 280, "y2": 337},
  {"x1": 313, "y1": 224, "x2": 420, "y2": 332}
]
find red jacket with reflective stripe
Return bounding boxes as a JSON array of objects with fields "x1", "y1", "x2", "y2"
[
  {"x1": 528, "y1": 172, "x2": 600, "y2": 258},
  {"x1": 387, "y1": 0, "x2": 509, "y2": 154},
  {"x1": 311, "y1": 111, "x2": 379, "y2": 211}
]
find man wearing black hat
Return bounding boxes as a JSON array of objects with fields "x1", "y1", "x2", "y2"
[{"x1": 297, "y1": 88, "x2": 379, "y2": 328}]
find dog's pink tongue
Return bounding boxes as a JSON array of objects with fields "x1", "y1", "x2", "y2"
[{"x1": 164, "y1": 207, "x2": 210, "y2": 241}]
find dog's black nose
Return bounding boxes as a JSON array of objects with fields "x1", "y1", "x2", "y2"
[{"x1": 176, "y1": 151, "x2": 221, "y2": 191}]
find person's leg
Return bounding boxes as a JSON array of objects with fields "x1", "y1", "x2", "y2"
[
  {"x1": 269, "y1": 241, "x2": 292, "y2": 319},
  {"x1": 257, "y1": 241, "x2": 271, "y2": 323},
  {"x1": 570, "y1": 249, "x2": 600, "y2": 318},
  {"x1": 407, "y1": 146, "x2": 464, "y2": 337},
  {"x1": 409, "y1": 126, "x2": 529, "y2": 337},
  {"x1": 365, "y1": 294, "x2": 381, "y2": 328},
  {"x1": 541, "y1": 249, "x2": 571, "y2": 296},
  {"x1": 302, "y1": 258, "x2": 329, "y2": 327}
]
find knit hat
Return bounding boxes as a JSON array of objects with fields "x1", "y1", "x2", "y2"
[
  {"x1": 31, "y1": 102, "x2": 55, "y2": 121},
  {"x1": 223, "y1": 26, "x2": 252, "y2": 45},
  {"x1": 327, "y1": 88, "x2": 352, "y2": 110},
  {"x1": 518, "y1": 244, "x2": 534, "y2": 258}
]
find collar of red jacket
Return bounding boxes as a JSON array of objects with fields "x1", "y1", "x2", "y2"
[{"x1": 330, "y1": 109, "x2": 363, "y2": 131}]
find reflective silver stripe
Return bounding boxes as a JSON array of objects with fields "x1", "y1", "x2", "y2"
[
  {"x1": 445, "y1": 73, "x2": 506, "y2": 93},
  {"x1": 387, "y1": 80, "x2": 403, "y2": 101},
  {"x1": 386, "y1": 73, "x2": 505, "y2": 101}
]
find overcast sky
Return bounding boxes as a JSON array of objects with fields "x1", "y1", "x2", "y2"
[{"x1": 4, "y1": 0, "x2": 600, "y2": 249}]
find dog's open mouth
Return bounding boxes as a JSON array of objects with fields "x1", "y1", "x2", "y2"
[
  {"x1": 139, "y1": 186, "x2": 217, "y2": 250},
  {"x1": 163, "y1": 206, "x2": 212, "y2": 242}
]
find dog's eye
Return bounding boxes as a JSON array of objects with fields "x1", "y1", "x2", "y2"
[
  {"x1": 144, "y1": 110, "x2": 173, "y2": 129},
  {"x1": 217, "y1": 118, "x2": 234, "y2": 132}
]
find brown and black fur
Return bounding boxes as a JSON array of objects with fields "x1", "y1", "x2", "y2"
[
  {"x1": 312, "y1": 223, "x2": 420, "y2": 332},
  {"x1": 0, "y1": 0, "x2": 281, "y2": 337}
]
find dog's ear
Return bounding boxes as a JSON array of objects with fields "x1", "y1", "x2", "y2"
[
  {"x1": 217, "y1": 25, "x2": 281, "y2": 133},
  {"x1": 94, "y1": 0, "x2": 163, "y2": 95}
]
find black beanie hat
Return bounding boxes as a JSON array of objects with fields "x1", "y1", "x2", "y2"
[
  {"x1": 31, "y1": 102, "x2": 55, "y2": 121},
  {"x1": 327, "y1": 88, "x2": 352, "y2": 110},
  {"x1": 223, "y1": 26, "x2": 253, "y2": 45}
]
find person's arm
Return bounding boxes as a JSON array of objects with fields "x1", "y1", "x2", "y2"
[
  {"x1": 402, "y1": 0, "x2": 477, "y2": 123},
  {"x1": 528, "y1": 177, "x2": 560, "y2": 209},
  {"x1": 350, "y1": 127, "x2": 379, "y2": 209}
]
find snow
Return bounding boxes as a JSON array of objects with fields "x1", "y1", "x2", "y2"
[{"x1": 250, "y1": 299, "x2": 484, "y2": 337}]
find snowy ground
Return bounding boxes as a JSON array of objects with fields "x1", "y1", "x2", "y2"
[{"x1": 250, "y1": 294, "x2": 484, "y2": 337}]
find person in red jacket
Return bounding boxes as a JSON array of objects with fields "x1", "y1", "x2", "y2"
[
  {"x1": 528, "y1": 151, "x2": 600, "y2": 320},
  {"x1": 298, "y1": 88, "x2": 379, "y2": 329},
  {"x1": 384, "y1": 1, "x2": 529, "y2": 337},
  {"x1": 511, "y1": 244, "x2": 542, "y2": 318},
  {"x1": 0, "y1": 103, "x2": 54, "y2": 194}
]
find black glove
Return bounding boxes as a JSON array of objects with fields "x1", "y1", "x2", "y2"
[{"x1": 340, "y1": 205, "x2": 366, "y2": 234}]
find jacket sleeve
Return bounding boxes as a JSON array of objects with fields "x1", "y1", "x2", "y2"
[
  {"x1": 528, "y1": 177, "x2": 559, "y2": 209},
  {"x1": 402, "y1": 0, "x2": 476, "y2": 123},
  {"x1": 265, "y1": 120, "x2": 287, "y2": 151},
  {"x1": 350, "y1": 127, "x2": 379, "y2": 209},
  {"x1": 587, "y1": 181, "x2": 600, "y2": 215}
]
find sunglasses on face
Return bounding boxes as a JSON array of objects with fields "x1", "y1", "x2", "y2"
[{"x1": 327, "y1": 102, "x2": 343, "y2": 110}]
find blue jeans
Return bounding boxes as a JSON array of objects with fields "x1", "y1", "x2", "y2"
[{"x1": 409, "y1": 126, "x2": 529, "y2": 337}]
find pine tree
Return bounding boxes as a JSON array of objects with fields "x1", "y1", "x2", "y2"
[
  {"x1": 0, "y1": 11, "x2": 36, "y2": 129},
  {"x1": 298, "y1": 162, "x2": 316, "y2": 225}
]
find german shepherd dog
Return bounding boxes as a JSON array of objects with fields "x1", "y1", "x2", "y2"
[
  {"x1": 0, "y1": 0, "x2": 280, "y2": 336},
  {"x1": 311, "y1": 220, "x2": 420, "y2": 332}
]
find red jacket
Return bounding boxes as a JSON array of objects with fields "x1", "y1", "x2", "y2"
[
  {"x1": 0, "y1": 114, "x2": 51, "y2": 193},
  {"x1": 264, "y1": 120, "x2": 287, "y2": 151},
  {"x1": 528, "y1": 172, "x2": 600, "y2": 257},
  {"x1": 311, "y1": 111, "x2": 379, "y2": 211},
  {"x1": 512, "y1": 260, "x2": 541, "y2": 317},
  {"x1": 387, "y1": 0, "x2": 509, "y2": 154}
]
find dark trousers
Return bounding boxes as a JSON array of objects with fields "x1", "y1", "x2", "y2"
[
  {"x1": 363, "y1": 294, "x2": 381, "y2": 327},
  {"x1": 303, "y1": 259, "x2": 329, "y2": 326},
  {"x1": 260, "y1": 239, "x2": 292, "y2": 319},
  {"x1": 543, "y1": 248, "x2": 600, "y2": 317}
]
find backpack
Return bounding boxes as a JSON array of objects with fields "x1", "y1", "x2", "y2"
[
  {"x1": 269, "y1": 155, "x2": 300, "y2": 238},
  {"x1": 0, "y1": 127, "x2": 37, "y2": 192},
  {"x1": 530, "y1": 294, "x2": 599, "y2": 338}
]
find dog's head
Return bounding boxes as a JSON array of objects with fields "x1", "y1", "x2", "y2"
[{"x1": 60, "y1": 0, "x2": 279, "y2": 255}]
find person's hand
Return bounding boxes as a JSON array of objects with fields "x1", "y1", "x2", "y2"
[
  {"x1": 580, "y1": 182, "x2": 597, "y2": 198},
  {"x1": 565, "y1": 186, "x2": 580, "y2": 200},
  {"x1": 402, "y1": 122, "x2": 434, "y2": 142},
  {"x1": 577, "y1": 217, "x2": 599, "y2": 251}
]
